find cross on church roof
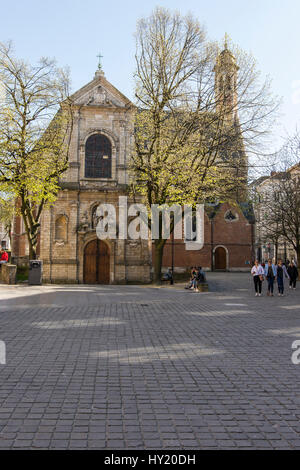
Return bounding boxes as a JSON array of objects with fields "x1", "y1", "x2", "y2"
[{"x1": 97, "y1": 52, "x2": 103, "y2": 70}]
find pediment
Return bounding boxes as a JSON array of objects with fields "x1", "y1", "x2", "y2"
[{"x1": 71, "y1": 72, "x2": 133, "y2": 109}]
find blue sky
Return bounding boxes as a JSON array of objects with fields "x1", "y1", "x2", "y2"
[{"x1": 1, "y1": 0, "x2": 300, "y2": 150}]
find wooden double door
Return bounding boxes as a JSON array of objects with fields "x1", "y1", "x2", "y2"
[{"x1": 84, "y1": 239, "x2": 110, "y2": 284}]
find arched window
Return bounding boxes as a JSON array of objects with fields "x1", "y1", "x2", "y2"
[
  {"x1": 85, "y1": 134, "x2": 112, "y2": 178},
  {"x1": 55, "y1": 215, "x2": 67, "y2": 241},
  {"x1": 224, "y1": 210, "x2": 238, "y2": 222}
]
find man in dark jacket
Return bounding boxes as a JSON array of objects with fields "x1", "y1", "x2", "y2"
[{"x1": 288, "y1": 261, "x2": 298, "y2": 290}]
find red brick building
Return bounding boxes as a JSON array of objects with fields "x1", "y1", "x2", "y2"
[{"x1": 160, "y1": 202, "x2": 255, "y2": 273}]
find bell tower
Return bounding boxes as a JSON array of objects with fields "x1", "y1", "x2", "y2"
[
  {"x1": 214, "y1": 35, "x2": 248, "y2": 201},
  {"x1": 214, "y1": 34, "x2": 239, "y2": 122}
]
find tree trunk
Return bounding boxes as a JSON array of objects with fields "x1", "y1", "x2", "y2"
[
  {"x1": 153, "y1": 239, "x2": 166, "y2": 285},
  {"x1": 8, "y1": 225, "x2": 12, "y2": 248},
  {"x1": 29, "y1": 245, "x2": 37, "y2": 261},
  {"x1": 21, "y1": 209, "x2": 39, "y2": 261},
  {"x1": 25, "y1": 226, "x2": 38, "y2": 260}
]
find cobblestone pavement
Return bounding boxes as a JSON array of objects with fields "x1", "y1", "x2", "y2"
[{"x1": 0, "y1": 273, "x2": 300, "y2": 449}]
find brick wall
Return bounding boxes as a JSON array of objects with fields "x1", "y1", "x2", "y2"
[{"x1": 159, "y1": 203, "x2": 253, "y2": 272}]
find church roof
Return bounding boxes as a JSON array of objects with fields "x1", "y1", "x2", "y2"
[
  {"x1": 69, "y1": 70, "x2": 133, "y2": 109},
  {"x1": 204, "y1": 201, "x2": 255, "y2": 223}
]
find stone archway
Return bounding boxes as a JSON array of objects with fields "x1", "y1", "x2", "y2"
[{"x1": 83, "y1": 239, "x2": 110, "y2": 284}]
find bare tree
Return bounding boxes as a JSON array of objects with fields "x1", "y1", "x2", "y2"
[
  {"x1": 256, "y1": 133, "x2": 300, "y2": 270},
  {"x1": 0, "y1": 42, "x2": 74, "y2": 259}
]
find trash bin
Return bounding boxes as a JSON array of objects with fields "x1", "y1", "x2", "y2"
[{"x1": 28, "y1": 260, "x2": 43, "y2": 285}]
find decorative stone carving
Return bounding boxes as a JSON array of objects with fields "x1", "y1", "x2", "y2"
[
  {"x1": 86, "y1": 86, "x2": 117, "y2": 107},
  {"x1": 77, "y1": 211, "x2": 90, "y2": 234}
]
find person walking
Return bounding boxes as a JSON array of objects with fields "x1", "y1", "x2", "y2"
[
  {"x1": 287, "y1": 261, "x2": 298, "y2": 290},
  {"x1": 276, "y1": 259, "x2": 290, "y2": 296},
  {"x1": 264, "y1": 258, "x2": 276, "y2": 296},
  {"x1": 251, "y1": 260, "x2": 264, "y2": 296}
]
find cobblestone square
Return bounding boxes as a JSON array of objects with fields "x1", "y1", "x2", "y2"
[{"x1": 0, "y1": 273, "x2": 299, "y2": 449}]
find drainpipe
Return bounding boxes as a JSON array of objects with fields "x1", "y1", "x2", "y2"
[
  {"x1": 76, "y1": 106, "x2": 82, "y2": 284},
  {"x1": 210, "y1": 218, "x2": 214, "y2": 271}
]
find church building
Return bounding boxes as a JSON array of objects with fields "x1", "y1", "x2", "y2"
[{"x1": 11, "y1": 46, "x2": 255, "y2": 283}]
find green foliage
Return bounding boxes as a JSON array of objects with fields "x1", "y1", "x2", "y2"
[{"x1": 0, "y1": 41, "x2": 73, "y2": 258}]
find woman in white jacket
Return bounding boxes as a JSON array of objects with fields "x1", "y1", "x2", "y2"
[{"x1": 251, "y1": 260, "x2": 264, "y2": 296}]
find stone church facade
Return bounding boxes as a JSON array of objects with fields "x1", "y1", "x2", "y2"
[
  {"x1": 38, "y1": 68, "x2": 152, "y2": 284},
  {"x1": 11, "y1": 46, "x2": 255, "y2": 283}
]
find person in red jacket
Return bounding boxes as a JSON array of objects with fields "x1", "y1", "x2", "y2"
[{"x1": 0, "y1": 250, "x2": 8, "y2": 264}]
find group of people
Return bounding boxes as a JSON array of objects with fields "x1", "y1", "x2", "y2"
[
  {"x1": 251, "y1": 258, "x2": 298, "y2": 297},
  {"x1": 185, "y1": 266, "x2": 206, "y2": 292}
]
